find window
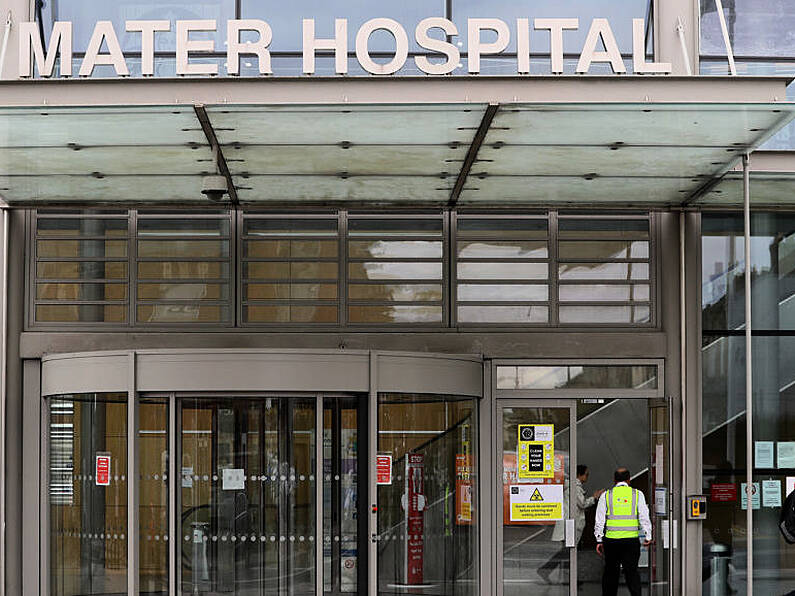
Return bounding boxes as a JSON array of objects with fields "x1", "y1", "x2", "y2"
[
  {"x1": 135, "y1": 211, "x2": 233, "y2": 325},
  {"x1": 33, "y1": 211, "x2": 130, "y2": 324},
  {"x1": 557, "y1": 215, "x2": 652, "y2": 324},
  {"x1": 242, "y1": 214, "x2": 340, "y2": 324},
  {"x1": 454, "y1": 214, "x2": 549, "y2": 324},
  {"x1": 30, "y1": 209, "x2": 656, "y2": 329},
  {"x1": 347, "y1": 214, "x2": 445, "y2": 325}
]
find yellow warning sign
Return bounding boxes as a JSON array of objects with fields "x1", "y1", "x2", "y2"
[
  {"x1": 509, "y1": 484, "x2": 564, "y2": 521},
  {"x1": 517, "y1": 424, "x2": 554, "y2": 479}
]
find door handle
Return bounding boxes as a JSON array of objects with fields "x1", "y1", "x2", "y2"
[{"x1": 565, "y1": 519, "x2": 575, "y2": 547}]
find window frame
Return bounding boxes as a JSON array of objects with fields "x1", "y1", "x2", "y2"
[{"x1": 26, "y1": 208, "x2": 659, "y2": 331}]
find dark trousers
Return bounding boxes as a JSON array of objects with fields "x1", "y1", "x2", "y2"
[{"x1": 602, "y1": 537, "x2": 641, "y2": 596}]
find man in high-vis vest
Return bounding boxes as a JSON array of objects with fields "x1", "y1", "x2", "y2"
[{"x1": 594, "y1": 467, "x2": 652, "y2": 596}]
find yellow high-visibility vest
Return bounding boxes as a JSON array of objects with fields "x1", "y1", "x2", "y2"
[{"x1": 604, "y1": 485, "x2": 640, "y2": 539}]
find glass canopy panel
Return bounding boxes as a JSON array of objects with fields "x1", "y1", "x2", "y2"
[
  {"x1": 486, "y1": 104, "x2": 792, "y2": 147},
  {"x1": 475, "y1": 145, "x2": 736, "y2": 178},
  {"x1": 0, "y1": 106, "x2": 205, "y2": 147},
  {"x1": 205, "y1": 105, "x2": 487, "y2": 145},
  {"x1": 0, "y1": 146, "x2": 214, "y2": 176},
  {"x1": 694, "y1": 173, "x2": 795, "y2": 206},
  {"x1": 234, "y1": 175, "x2": 452, "y2": 203},
  {"x1": 458, "y1": 176, "x2": 699, "y2": 205},
  {"x1": 0, "y1": 175, "x2": 204, "y2": 203},
  {"x1": 223, "y1": 145, "x2": 464, "y2": 176}
]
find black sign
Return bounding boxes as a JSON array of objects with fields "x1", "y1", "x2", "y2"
[{"x1": 527, "y1": 443, "x2": 544, "y2": 472}]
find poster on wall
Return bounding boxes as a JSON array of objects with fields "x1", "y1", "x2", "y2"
[
  {"x1": 455, "y1": 453, "x2": 473, "y2": 525},
  {"x1": 509, "y1": 484, "x2": 564, "y2": 521},
  {"x1": 377, "y1": 454, "x2": 393, "y2": 485},
  {"x1": 741, "y1": 482, "x2": 761, "y2": 510},
  {"x1": 95, "y1": 453, "x2": 111, "y2": 486},
  {"x1": 517, "y1": 424, "x2": 554, "y2": 480},
  {"x1": 405, "y1": 453, "x2": 425, "y2": 586}
]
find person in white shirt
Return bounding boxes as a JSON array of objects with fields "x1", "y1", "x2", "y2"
[{"x1": 594, "y1": 468, "x2": 652, "y2": 596}]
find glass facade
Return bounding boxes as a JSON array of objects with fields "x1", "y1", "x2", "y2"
[
  {"x1": 30, "y1": 210, "x2": 657, "y2": 329},
  {"x1": 702, "y1": 213, "x2": 795, "y2": 595}
]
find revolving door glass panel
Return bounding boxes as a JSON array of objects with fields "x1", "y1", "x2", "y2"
[
  {"x1": 179, "y1": 397, "x2": 316, "y2": 595},
  {"x1": 377, "y1": 393, "x2": 479, "y2": 595}
]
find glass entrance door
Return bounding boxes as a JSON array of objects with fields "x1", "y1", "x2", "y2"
[
  {"x1": 178, "y1": 395, "x2": 367, "y2": 596},
  {"x1": 497, "y1": 398, "x2": 672, "y2": 596},
  {"x1": 497, "y1": 401, "x2": 575, "y2": 596},
  {"x1": 323, "y1": 397, "x2": 366, "y2": 595}
]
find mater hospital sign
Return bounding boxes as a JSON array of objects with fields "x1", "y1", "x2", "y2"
[{"x1": 19, "y1": 17, "x2": 671, "y2": 78}]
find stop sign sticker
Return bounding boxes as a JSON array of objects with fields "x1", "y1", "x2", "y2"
[{"x1": 96, "y1": 454, "x2": 111, "y2": 486}]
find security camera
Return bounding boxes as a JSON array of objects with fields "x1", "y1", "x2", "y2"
[{"x1": 201, "y1": 175, "x2": 229, "y2": 202}]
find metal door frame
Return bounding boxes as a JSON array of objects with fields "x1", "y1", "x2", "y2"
[
  {"x1": 495, "y1": 398, "x2": 578, "y2": 596},
  {"x1": 494, "y1": 395, "x2": 674, "y2": 596},
  {"x1": 167, "y1": 391, "x2": 366, "y2": 596}
]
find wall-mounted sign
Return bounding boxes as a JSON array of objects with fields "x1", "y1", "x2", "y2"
[
  {"x1": 509, "y1": 484, "x2": 563, "y2": 521},
  {"x1": 95, "y1": 453, "x2": 111, "y2": 486},
  {"x1": 517, "y1": 424, "x2": 554, "y2": 479},
  {"x1": 741, "y1": 482, "x2": 760, "y2": 510},
  {"x1": 455, "y1": 453, "x2": 473, "y2": 525},
  {"x1": 405, "y1": 453, "x2": 425, "y2": 585},
  {"x1": 376, "y1": 454, "x2": 392, "y2": 485},
  {"x1": 19, "y1": 17, "x2": 671, "y2": 79},
  {"x1": 710, "y1": 482, "x2": 737, "y2": 503}
]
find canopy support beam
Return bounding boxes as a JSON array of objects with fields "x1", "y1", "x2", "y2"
[
  {"x1": 449, "y1": 103, "x2": 498, "y2": 207},
  {"x1": 194, "y1": 104, "x2": 239, "y2": 205},
  {"x1": 743, "y1": 151, "x2": 753, "y2": 596}
]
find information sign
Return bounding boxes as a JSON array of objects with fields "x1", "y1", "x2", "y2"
[
  {"x1": 509, "y1": 484, "x2": 563, "y2": 521},
  {"x1": 741, "y1": 482, "x2": 761, "y2": 510},
  {"x1": 710, "y1": 482, "x2": 737, "y2": 503},
  {"x1": 376, "y1": 454, "x2": 392, "y2": 485},
  {"x1": 517, "y1": 424, "x2": 554, "y2": 480},
  {"x1": 95, "y1": 453, "x2": 111, "y2": 486}
]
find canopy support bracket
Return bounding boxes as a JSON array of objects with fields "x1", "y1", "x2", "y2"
[
  {"x1": 448, "y1": 103, "x2": 499, "y2": 207},
  {"x1": 194, "y1": 104, "x2": 239, "y2": 205}
]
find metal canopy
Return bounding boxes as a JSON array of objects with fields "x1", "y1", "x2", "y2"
[{"x1": 0, "y1": 77, "x2": 791, "y2": 208}]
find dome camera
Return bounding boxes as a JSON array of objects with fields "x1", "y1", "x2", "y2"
[{"x1": 202, "y1": 175, "x2": 229, "y2": 202}]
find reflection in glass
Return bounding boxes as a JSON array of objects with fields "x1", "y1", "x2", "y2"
[
  {"x1": 700, "y1": 0, "x2": 795, "y2": 57},
  {"x1": 559, "y1": 305, "x2": 650, "y2": 324},
  {"x1": 496, "y1": 365, "x2": 658, "y2": 391},
  {"x1": 180, "y1": 397, "x2": 316, "y2": 595},
  {"x1": 457, "y1": 284, "x2": 548, "y2": 302},
  {"x1": 140, "y1": 399, "x2": 168, "y2": 594},
  {"x1": 243, "y1": 215, "x2": 340, "y2": 324},
  {"x1": 34, "y1": 215, "x2": 131, "y2": 323},
  {"x1": 701, "y1": 335, "x2": 795, "y2": 594},
  {"x1": 457, "y1": 305, "x2": 548, "y2": 323},
  {"x1": 49, "y1": 393, "x2": 128, "y2": 596},
  {"x1": 458, "y1": 262, "x2": 547, "y2": 280},
  {"x1": 702, "y1": 212, "x2": 795, "y2": 331},
  {"x1": 348, "y1": 305, "x2": 442, "y2": 324},
  {"x1": 559, "y1": 262, "x2": 649, "y2": 281},
  {"x1": 323, "y1": 398, "x2": 361, "y2": 594},
  {"x1": 378, "y1": 394, "x2": 477, "y2": 595}
]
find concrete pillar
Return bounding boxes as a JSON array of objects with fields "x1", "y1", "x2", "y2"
[
  {"x1": 654, "y1": 0, "x2": 700, "y2": 75},
  {"x1": 0, "y1": 0, "x2": 34, "y2": 80}
]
